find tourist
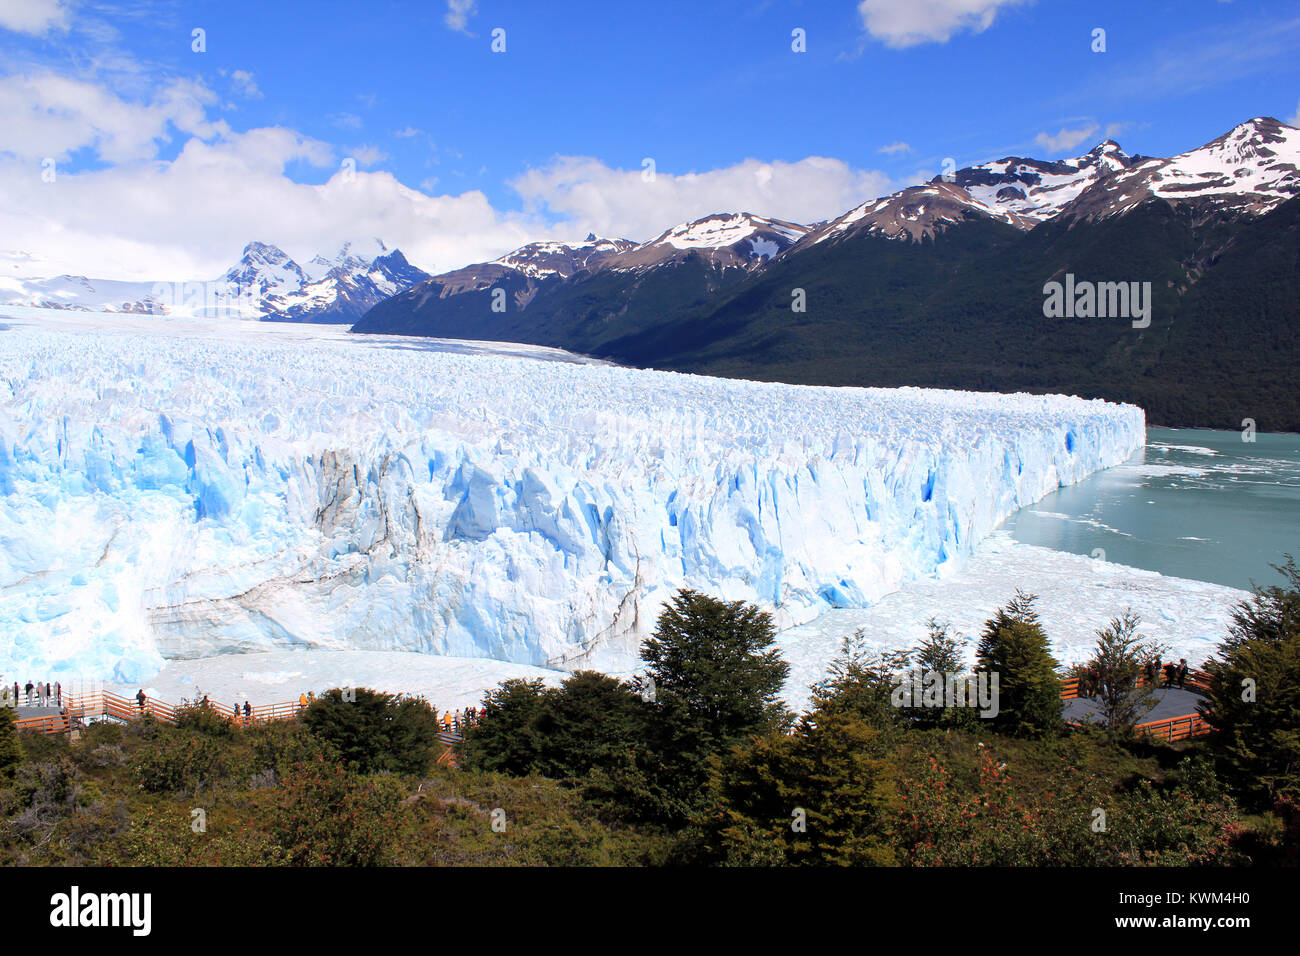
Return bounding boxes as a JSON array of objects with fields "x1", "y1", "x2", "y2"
[
  {"x1": 243, "y1": 701, "x2": 251, "y2": 720},
  {"x1": 1162, "y1": 662, "x2": 1176, "y2": 688},
  {"x1": 136, "y1": 689, "x2": 146, "y2": 712},
  {"x1": 1176, "y1": 659, "x2": 1189, "y2": 689},
  {"x1": 24, "y1": 681, "x2": 33, "y2": 706}
]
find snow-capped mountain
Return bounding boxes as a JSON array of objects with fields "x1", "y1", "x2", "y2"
[
  {"x1": 606, "y1": 213, "x2": 811, "y2": 271},
  {"x1": 0, "y1": 272, "x2": 171, "y2": 315},
  {"x1": 491, "y1": 234, "x2": 638, "y2": 279},
  {"x1": 419, "y1": 234, "x2": 636, "y2": 298},
  {"x1": 263, "y1": 243, "x2": 432, "y2": 324},
  {"x1": 940, "y1": 140, "x2": 1139, "y2": 222},
  {"x1": 1061, "y1": 117, "x2": 1300, "y2": 222},
  {"x1": 354, "y1": 115, "x2": 1300, "y2": 432},
  {"x1": 0, "y1": 239, "x2": 430, "y2": 324},
  {"x1": 802, "y1": 181, "x2": 1036, "y2": 246}
]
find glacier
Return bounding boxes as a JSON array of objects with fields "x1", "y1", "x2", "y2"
[{"x1": 0, "y1": 310, "x2": 1145, "y2": 681}]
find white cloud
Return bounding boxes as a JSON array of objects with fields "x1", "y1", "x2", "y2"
[
  {"x1": 394, "y1": 125, "x2": 422, "y2": 138},
  {"x1": 1288, "y1": 99, "x2": 1300, "y2": 127},
  {"x1": 857, "y1": 0, "x2": 1028, "y2": 48},
  {"x1": 0, "y1": 133, "x2": 538, "y2": 281},
  {"x1": 510, "y1": 156, "x2": 894, "y2": 242},
  {"x1": 349, "y1": 145, "x2": 389, "y2": 167},
  {"x1": 445, "y1": 0, "x2": 478, "y2": 34},
  {"x1": 228, "y1": 70, "x2": 262, "y2": 99},
  {"x1": 0, "y1": 67, "x2": 538, "y2": 281},
  {"x1": 878, "y1": 141, "x2": 912, "y2": 155},
  {"x1": 0, "y1": 64, "x2": 896, "y2": 286},
  {"x1": 0, "y1": 72, "x2": 225, "y2": 163},
  {"x1": 1034, "y1": 123, "x2": 1100, "y2": 154},
  {"x1": 0, "y1": 0, "x2": 70, "y2": 36},
  {"x1": 330, "y1": 112, "x2": 362, "y2": 130}
]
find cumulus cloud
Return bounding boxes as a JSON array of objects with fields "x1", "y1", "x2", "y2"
[
  {"x1": 1034, "y1": 123, "x2": 1101, "y2": 154},
  {"x1": 0, "y1": 67, "x2": 539, "y2": 280},
  {"x1": 0, "y1": 64, "x2": 896, "y2": 284},
  {"x1": 0, "y1": 136, "x2": 539, "y2": 281},
  {"x1": 445, "y1": 0, "x2": 478, "y2": 34},
  {"x1": 0, "y1": 0, "x2": 70, "y2": 36},
  {"x1": 510, "y1": 156, "x2": 894, "y2": 242},
  {"x1": 0, "y1": 72, "x2": 225, "y2": 163},
  {"x1": 857, "y1": 0, "x2": 1027, "y2": 48}
]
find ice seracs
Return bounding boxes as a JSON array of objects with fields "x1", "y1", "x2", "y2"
[{"x1": 0, "y1": 311, "x2": 1145, "y2": 682}]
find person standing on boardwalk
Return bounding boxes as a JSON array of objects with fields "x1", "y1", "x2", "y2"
[
  {"x1": 1176, "y1": 659, "x2": 1189, "y2": 689},
  {"x1": 136, "y1": 689, "x2": 146, "y2": 712},
  {"x1": 243, "y1": 701, "x2": 251, "y2": 720}
]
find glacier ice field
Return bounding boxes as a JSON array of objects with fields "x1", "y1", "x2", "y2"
[{"x1": 0, "y1": 312, "x2": 1145, "y2": 681}]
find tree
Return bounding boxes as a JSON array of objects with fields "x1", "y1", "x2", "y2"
[
  {"x1": 640, "y1": 590, "x2": 791, "y2": 752},
  {"x1": 1086, "y1": 610, "x2": 1167, "y2": 731},
  {"x1": 911, "y1": 619, "x2": 980, "y2": 730},
  {"x1": 915, "y1": 618, "x2": 965, "y2": 673},
  {"x1": 535, "y1": 671, "x2": 649, "y2": 780},
  {"x1": 300, "y1": 688, "x2": 439, "y2": 776},
  {"x1": 460, "y1": 679, "x2": 548, "y2": 776},
  {"x1": 976, "y1": 590, "x2": 1062, "y2": 737},
  {"x1": 1203, "y1": 556, "x2": 1300, "y2": 806},
  {"x1": 706, "y1": 712, "x2": 900, "y2": 866},
  {"x1": 809, "y1": 628, "x2": 909, "y2": 728}
]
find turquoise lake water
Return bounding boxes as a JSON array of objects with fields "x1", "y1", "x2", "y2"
[{"x1": 999, "y1": 428, "x2": 1300, "y2": 592}]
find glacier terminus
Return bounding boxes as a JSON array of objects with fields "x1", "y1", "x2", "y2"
[{"x1": 0, "y1": 311, "x2": 1145, "y2": 682}]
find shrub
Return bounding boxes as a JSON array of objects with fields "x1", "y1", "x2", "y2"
[
  {"x1": 268, "y1": 757, "x2": 405, "y2": 866},
  {"x1": 300, "y1": 688, "x2": 439, "y2": 776}
]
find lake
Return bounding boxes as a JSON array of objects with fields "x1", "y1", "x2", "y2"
[{"x1": 999, "y1": 428, "x2": 1300, "y2": 592}]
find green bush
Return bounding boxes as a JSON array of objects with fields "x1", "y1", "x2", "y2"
[
  {"x1": 268, "y1": 757, "x2": 405, "y2": 866},
  {"x1": 300, "y1": 688, "x2": 439, "y2": 776}
]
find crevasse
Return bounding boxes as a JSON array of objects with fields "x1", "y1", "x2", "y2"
[{"x1": 0, "y1": 324, "x2": 1145, "y2": 679}]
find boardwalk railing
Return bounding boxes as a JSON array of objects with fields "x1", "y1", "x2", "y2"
[
  {"x1": 1061, "y1": 668, "x2": 1214, "y2": 740},
  {"x1": 1060, "y1": 668, "x2": 1213, "y2": 701},
  {"x1": 11, "y1": 691, "x2": 305, "y2": 734},
  {"x1": 1133, "y1": 712, "x2": 1211, "y2": 743}
]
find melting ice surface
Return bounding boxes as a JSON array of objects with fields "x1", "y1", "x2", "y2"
[{"x1": 0, "y1": 309, "x2": 1145, "y2": 681}]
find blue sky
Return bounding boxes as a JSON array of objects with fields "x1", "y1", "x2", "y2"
[{"x1": 1, "y1": 0, "x2": 1298, "y2": 279}]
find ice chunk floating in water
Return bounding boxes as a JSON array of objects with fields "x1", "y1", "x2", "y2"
[{"x1": 0, "y1": 314, "x2": 1145, "y2": 680}]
